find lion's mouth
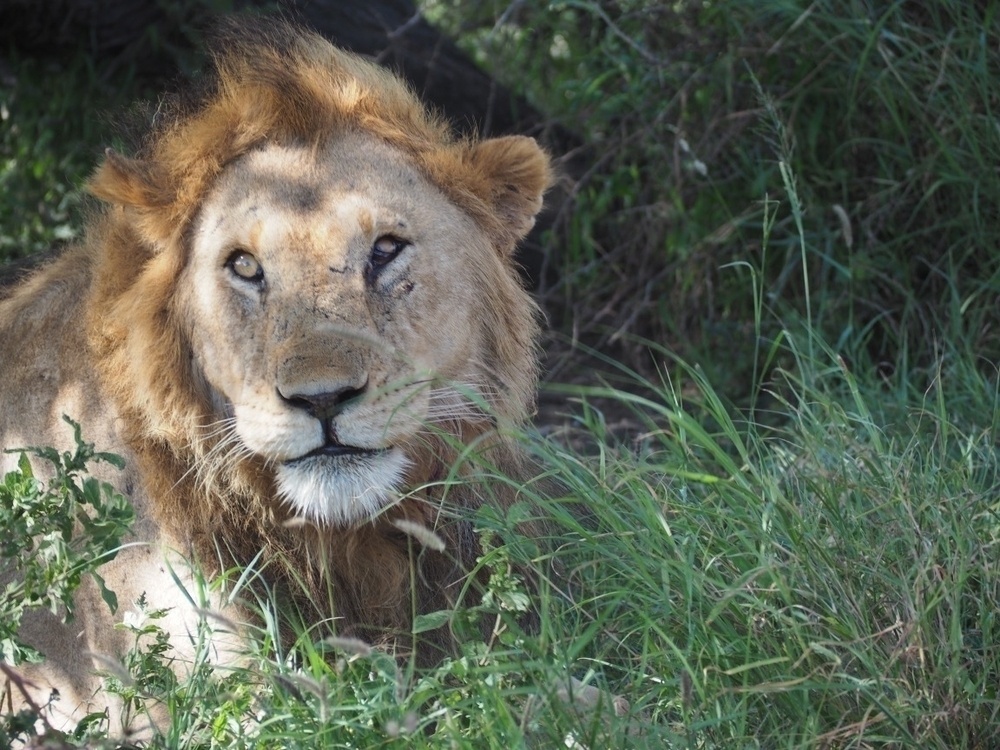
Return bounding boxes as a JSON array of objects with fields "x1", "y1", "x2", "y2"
[{"x1": 288, "y1": 442, "x2": 388, "y2": 464}]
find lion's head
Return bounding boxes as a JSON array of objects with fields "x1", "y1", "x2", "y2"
[{"x1": 84, "y1": 20, "x2": 552, "y2": 528}]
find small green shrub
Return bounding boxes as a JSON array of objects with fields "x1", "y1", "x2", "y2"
[
  {"x1": 0, "y1": 418, "x2": 134, "y2": 665},
  {"x1": 0, "y1": 418, "x2": 134, "y2": 747}
]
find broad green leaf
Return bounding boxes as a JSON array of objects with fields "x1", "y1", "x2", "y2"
[{"x1": 412, "y1": 609, "x2": 453, "y2": 634}]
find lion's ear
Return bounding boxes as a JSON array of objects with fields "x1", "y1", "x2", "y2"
[
  {"x1": 462, "y1": 135, "x2": 553, "y2": 253},
  {"x1": 88, "y1": 149, "x2": 171, "y2": 210}
]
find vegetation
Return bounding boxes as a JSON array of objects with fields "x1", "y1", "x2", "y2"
[
  {"x1": 1, "y1": 1, "x2": 998, "y2": 747},
  {"x1": 428, "y1": 0, "x2": 1000, "y2": 385},
  {"x1": 0, "y1": 420, "x2": 133, "y2": 746}
]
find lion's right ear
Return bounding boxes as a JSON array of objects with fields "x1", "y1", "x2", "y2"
[{"x1": 88, "y1": 150, "x2": 171, "y2": 210}]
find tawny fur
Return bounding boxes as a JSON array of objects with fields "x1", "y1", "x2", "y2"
[{"x1": 0, "y1": 17, "x2": 551, "y2": 735}]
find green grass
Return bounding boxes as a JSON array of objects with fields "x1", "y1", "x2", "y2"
[
  {"x1": 533, "y1": 353, "x2": 999, "y2": 747},
  {"x1": 2, "y1": 1, "x2": 1000, "y2": 747}
]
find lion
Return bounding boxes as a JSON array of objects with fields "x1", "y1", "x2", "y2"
[{"x1": 0, "y1": 18, "x2": 551, "y2": 737}]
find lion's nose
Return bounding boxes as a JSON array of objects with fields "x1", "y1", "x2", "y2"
[{"x1": 279, "y1": 379, "x2": 368, "y2": 421}]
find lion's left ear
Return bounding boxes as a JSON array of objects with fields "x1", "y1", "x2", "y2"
[
  {"x1": 88, "y1": 149, "x2": 179, "y2": 249},
  {"x1": 88, "y1": 149, "x2": 171, "y2": 211},
  {"x1": 460, "y1": 135, "x2": 553, "y2": 254}
]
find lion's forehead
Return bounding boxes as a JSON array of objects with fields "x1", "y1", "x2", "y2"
[
  {"x1": 220, "y1": 134, "x2": 431, "y2": 212},
  {"x1": 226, "y1": 193, "x2": 404, "y2": 255},
  {"x1": 201, "y1": 135, "x2": 465, "y2": 258}
]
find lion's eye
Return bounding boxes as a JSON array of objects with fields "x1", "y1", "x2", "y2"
[
  {"x1": 226, "y1": 250, "x2": 264, "y2": 284},
  {"x1": 368, "y1": 235, "x2": 408, "y2": 277}
]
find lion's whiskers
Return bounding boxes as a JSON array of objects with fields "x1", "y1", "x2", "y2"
[{"x1": 199, "y1": 417, "x2": 239, "y2": 440}]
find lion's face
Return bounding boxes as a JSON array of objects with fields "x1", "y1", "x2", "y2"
[{"x1": 173, "y1": 131, "x2": 524, "y2": 525}]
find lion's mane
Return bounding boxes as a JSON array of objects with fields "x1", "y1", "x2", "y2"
[{"x1": 76, "y1": 18, "x2": 551, "y2": 655}]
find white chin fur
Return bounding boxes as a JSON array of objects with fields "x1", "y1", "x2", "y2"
[{"x1": 275, "y1": 448, "x2": 410, "y2": 526}]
